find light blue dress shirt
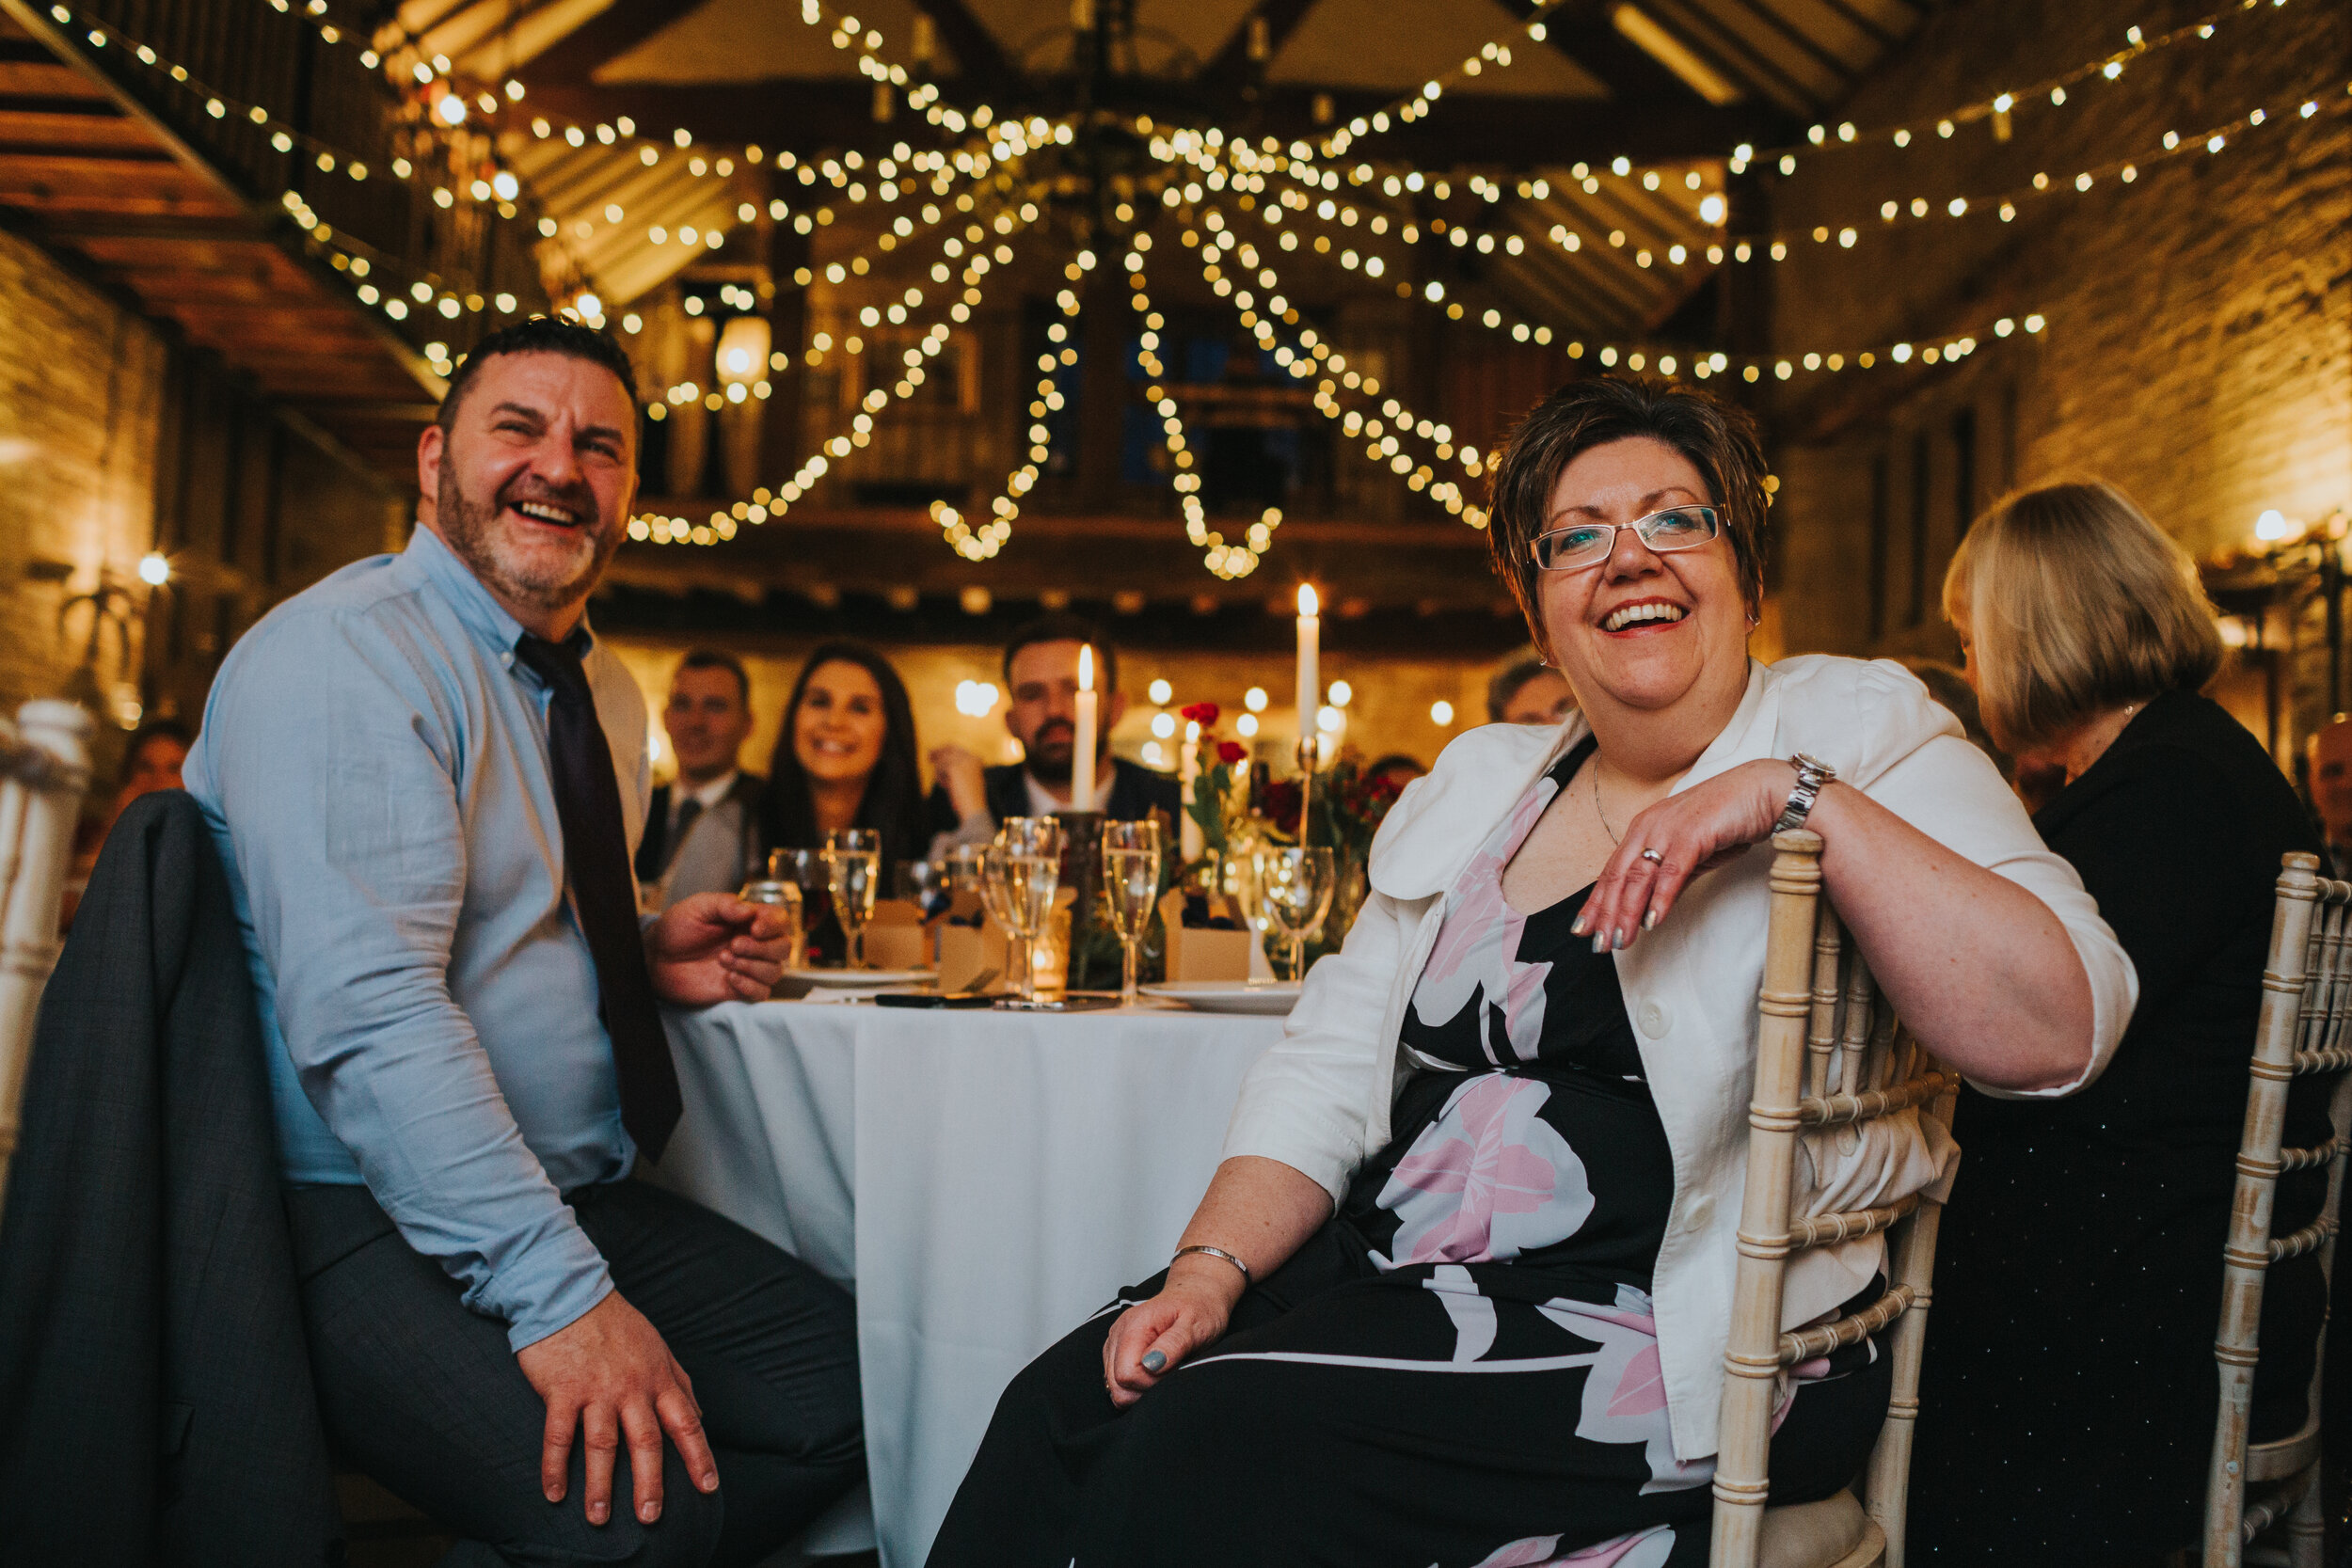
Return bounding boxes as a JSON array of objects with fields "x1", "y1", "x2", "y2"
[{"x1": 184, "y1": 525, "x2": 655, "y2": 1351}]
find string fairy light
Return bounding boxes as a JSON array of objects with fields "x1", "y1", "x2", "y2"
[
  {"x1": 930, "y1": 230, "x2": 1083, "y2": 560},
  {"x1": 1318, "y1": 0, "x2": 1574, "y2": 157}
]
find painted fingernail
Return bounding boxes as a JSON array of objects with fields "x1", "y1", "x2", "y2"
[
  {"x1": 1644, "y1": 909, "x2": 1660, "y2": 929},
  {"x1": 1591, "y1": 932, "x2": 1608, "y2": 954},
  {"x1": 1142, "y1": 1350, "x2": 1168, "y2": 1373},
  {"x1": 1613, "y1": 929, "x2": 1629, "y2": 950},
  {"x1": 1569, "y1": 915, "x2": 1588, "y2": 936}
]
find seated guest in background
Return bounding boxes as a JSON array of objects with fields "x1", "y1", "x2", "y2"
[
  {"x1": 760, "y1": 640, "x2": 930, "y2": 871},
  {"x1": 1363, "y1": 752, "x2": 1428, "y2": 792},
  {"x1": 1910, "y1": 480, "x2": 2329, "y2": 1560},
  {"x1": 928, "y1": 612, "x2": 1179, "y2": 850},
  {"x1": 2306, "y1": 713, "x2": 2352, "y2": 877},
  {"x1": 64, "y1": 718, "x2": 195, "y2": 922},
  {"x1": 636, "y1": 649, "x2": 767, "y2": 909},
  {"x1": 1486, "y1": 650, "x2": 1576, "y2": 724},
  {"x1": 186, "y1": 318, "x2": 863, "y2": 1566},
  {"x1": 1899, "y1": 661, "x2": 2008, "y2": 775},
  {"x1": 929, "y1": 377, "x2": 2130, "y2": 1568}
]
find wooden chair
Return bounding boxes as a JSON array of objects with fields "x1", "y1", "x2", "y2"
[
  {"x1": 1712, "y1": 830, "x2": 1962, "y2": 1568},
  {"x1": 2202, "y1": 851, "x2": 2352, "y2": 1567},
  {"x1": 0, "y1": 698, "x2": 94, "y2": 1216}
]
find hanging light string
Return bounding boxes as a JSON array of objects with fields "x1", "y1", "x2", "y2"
[
  {"x1": 1315, "y1": 0, "x2": 1575, "y2": 158},
  {"x1": 1178, "y1": 212, "x2": 1490, "y2": 528},
  {"x1": 1123, "y1": 240, "x2": 1283, "y2": 579},
  {"x1": 1174, "y1": 74, "x2": 2345, "y2": 296},
  {"x1": 1324, "y1": 0, "x2": 2309, "y2": 185},
  {"x1": 635, "y1": 206, "x2": 1035, "y2": 548},
  {"x1": 930, "y1": 235, "x2": 1075, "y2": 562}
]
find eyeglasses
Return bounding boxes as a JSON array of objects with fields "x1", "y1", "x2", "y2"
[{"x1": 1530, "y1": 504, "x2": 1722, "y2": 572}]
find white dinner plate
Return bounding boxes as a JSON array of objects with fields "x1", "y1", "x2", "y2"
[
  {"x1": 1137, "y1": 980, "x2": 1303, "y2": 1016},
  {"x1": 784, "y1": 967, "x2": 936, "y2": 988}
]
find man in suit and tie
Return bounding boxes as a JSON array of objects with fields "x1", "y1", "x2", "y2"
[
  {"x1": 927, "y1": 612, "x2": 1181, "y2": 852},
  {"x1": 637, "y1": 650, "x2": 768, "y2": 908}
]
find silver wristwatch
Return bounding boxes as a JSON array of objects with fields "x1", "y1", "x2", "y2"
[{"x1": 1773, "y1": 753, "x2": 1837, "y2": 833}]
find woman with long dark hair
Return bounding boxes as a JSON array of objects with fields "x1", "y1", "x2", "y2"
[{"x1": 761, "y1": 640, "x2": 930, "y2": 872}]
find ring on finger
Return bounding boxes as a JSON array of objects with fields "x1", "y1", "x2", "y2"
[{"x1": 1639, "y1": 847, "x2": 1665, "y2": 864}]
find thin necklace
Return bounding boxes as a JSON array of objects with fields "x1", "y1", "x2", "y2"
[{"x1": 1590, "y1": 762, "x2": 1623, "y2": 846}]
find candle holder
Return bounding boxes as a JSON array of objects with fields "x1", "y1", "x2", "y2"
[
  {"x1": 1051, "y1": 808, "x2": 1118, "y2": 990},
  {"x1": 1293, "y1": 732, "x2": 1319, "y2": 846}
]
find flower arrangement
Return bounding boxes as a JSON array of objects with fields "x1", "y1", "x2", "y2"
[{"x1": 1178, "y1": 702, "x2": 1404, "y2": 958}]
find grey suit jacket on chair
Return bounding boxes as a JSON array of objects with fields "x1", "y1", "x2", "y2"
[{"x1": 0, "y1": 789, "x2": 340, "y2": 1564}]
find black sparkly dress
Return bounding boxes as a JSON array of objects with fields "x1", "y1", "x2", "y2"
[{"x1": 1909, "y1": 690, "x2": 2331, "y2": 1558}]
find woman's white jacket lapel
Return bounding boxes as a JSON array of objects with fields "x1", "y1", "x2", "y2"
[{"x1": 1220, "y1": 654, "x2": 2135, "y2": 1461}]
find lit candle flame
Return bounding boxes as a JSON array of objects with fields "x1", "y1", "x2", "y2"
[
  {"x1": 1297, "y1": 584, "x2": 1319, "y2": 618},
  {"x1": 1078, "y1": 643, "x2": 1094, "y2": 690}
]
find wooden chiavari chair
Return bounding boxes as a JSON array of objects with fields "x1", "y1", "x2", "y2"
[
  {"x1": 1712, "y1": 830, "x2": 1962, "y2": 1568},
  {"x1": 0, "y1": 699, "x2": 94, "y2": 1216},
  {"x1": 2203, "y1": 851, "x2": 2352, "y2": 1567}
]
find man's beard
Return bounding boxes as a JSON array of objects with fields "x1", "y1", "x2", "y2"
[
  {"x1": 436, "y1": 461, "x2": 616, "y2": 616},
  {"x1": 1024, "y1": 721, "x2": 1075, "y2": 785}
]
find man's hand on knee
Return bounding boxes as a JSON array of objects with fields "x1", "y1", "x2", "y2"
[{"x1": 516, "y1": 1291, "x2": 721, "y2": 1527}]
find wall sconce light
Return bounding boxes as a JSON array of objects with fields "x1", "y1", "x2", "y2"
[
  {"x1": 137, "y1": 551, "x2": 170, "y2": 586},
  {"x1": 715, "y1": 314, "x2": 772, "y2": 388}
]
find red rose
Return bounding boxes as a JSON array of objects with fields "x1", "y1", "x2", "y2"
[
  {"x1": 1216, "y1": 741, "x2": 1248, "y2": 764},
  {"x1": 1183, "y1": 702, "x2": 1221, "y2": 725}
]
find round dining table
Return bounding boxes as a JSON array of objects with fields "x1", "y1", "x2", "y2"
[{"x1": 652, "y1": 993, "x2": 1289, "y2": 1568}]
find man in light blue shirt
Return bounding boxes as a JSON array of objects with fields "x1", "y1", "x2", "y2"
[{"x1": 186, "y1": 319, "x2": 862, "y2": 1563}]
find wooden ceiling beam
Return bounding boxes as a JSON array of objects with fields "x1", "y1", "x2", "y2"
[
  {"x1": 1193, "y1": 0, "x2": 1320, "y2": 92},
  {"x1": 906, "y1": 0, "x2": 1016, "y2": 95},
  {"x1": 522, "y1": 0, "x2": 712, "y2": 85}
]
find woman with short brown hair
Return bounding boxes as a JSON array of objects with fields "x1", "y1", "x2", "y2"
[
  {"x1": 1910, "y1": 480, "x2": 2329, "y2": 1558},
  {"x1": 930, "y1": 381, "x2": 2134, "y2": 1568}
]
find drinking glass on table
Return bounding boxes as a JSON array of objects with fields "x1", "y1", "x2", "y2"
[
  {"x1": 821, "y1": 829, "x2": 883, "y2": 969},
  {"x1": 989, "y1": 816, "x2": 1065, "y2": 1003},
  {"x1": 735, "y1": 873, "x2": 803, "y2": 993},
  {"x1": 1251, "y1": 845, "x2": 1335, "y2": 982},
  {"x1": 896, "y1": 858, "x2": 956, "y2": 922},
  {"x1": 1099, "y1": 818, "x2": 1163, "y2": 1006},
  {"x1": 766, "y1": 848, "x2": 830, "y2": 968}
]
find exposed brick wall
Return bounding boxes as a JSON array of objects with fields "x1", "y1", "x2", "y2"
[
  {"x1": 1759, "y1": 0, "x2": 2350, "y2": 723},
  {"x1": 0, "y1": 225, "x2": 404, "y2": 783},
  {"x1": 0, "y1": 228, "x2": 167, "y2": 730}
]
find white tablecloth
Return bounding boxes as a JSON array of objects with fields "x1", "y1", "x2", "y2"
[{"x1": 655, "y1": 998, "x2": 1287, "y2": 1568}]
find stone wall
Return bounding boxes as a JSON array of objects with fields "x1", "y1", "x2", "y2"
[
  {"x1": 1758, "y1": 0, "x2": 2350, "y2": 740},
  {"x1": 0, "y1": 226, "x2": 404, "y2": 782}
]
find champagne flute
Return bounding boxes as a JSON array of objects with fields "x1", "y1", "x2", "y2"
[
  {"x1": 1251, "y1": 845, "x2": 1336, "y2": 982},
  {"x1": 821, "y1": 829, "x2": 883, "y2": 969},
  {"x1": 991, "y1": 816, "x2": 1065, "y2": 1002},
  {"x1": 1099, "y1": 818, "x2": 1163, "y2": 1006}
]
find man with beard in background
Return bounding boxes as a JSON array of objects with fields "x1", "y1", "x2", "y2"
[
  {"x1": 185, "y1": 318, "x2": 863, "y2": 1565},
  {"x1": 928, "y1": 613, "x2": 1181, "y2": 850}
]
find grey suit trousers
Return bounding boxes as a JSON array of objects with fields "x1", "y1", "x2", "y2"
[{"x1": 286, "y1": 1179, "x2": 864, "y2": 1568}]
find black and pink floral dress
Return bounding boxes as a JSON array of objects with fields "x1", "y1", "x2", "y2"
[{"x1": 930, "y1": 740, "x2": 1889, "y2": 1568}]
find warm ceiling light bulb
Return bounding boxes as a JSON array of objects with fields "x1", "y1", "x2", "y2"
[
  {"x1": 1431, "y1": 700, "x2": 1455, "y2": 726},
  {"x1": 1327, "y1": 679, "x2": 1353, "y2": 707},
  {"x1": 491, "y1": 170, "x2": 518, "y2": 201},
  {"x1": 573, "y1": 293, "x2": 602, "y2": 319},
  {"x1": 137, "y1": 551, "x2": 170, "y2": 586},
  {"x1": 2255, "y1": 509, "x2": 2291, "y2": 542},
  {"x1": 1148, "y1": 678, "x2": 1173, "y2": 705},
  {"x1": 1245, "y1": 686, "x2": 1269, "y2": 713},
  {"x1": 436, "y1": 93, "x2": 467, "y2": 126}
]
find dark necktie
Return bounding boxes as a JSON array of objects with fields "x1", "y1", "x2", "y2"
[
  {"x1": 663, "y1": 797, "x2": 704, "y2": 875},
  {"x1": 514, "y1": 633, "x2": 683, "y2": 1161}
]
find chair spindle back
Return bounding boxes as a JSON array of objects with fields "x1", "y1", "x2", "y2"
[{"x1": 1713, "y1": 831, "x2": 1960, "y2": 1568}]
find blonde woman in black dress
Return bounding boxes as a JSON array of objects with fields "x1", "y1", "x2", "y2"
[{"x1": 1911, "y1": 481, "x2": 2331, "y2": 1558}]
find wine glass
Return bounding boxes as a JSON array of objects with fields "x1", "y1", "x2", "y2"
[
  {"x1": 765, "y1": 848, "x2": 830, "y2": 969},
  {"x1": 1251, "y1": 845, "x2": 1336, "y2": 982},
  {"x1": 1099, "y1": 818, "x2": 1163, "y2": 1006},
  {"x1": 821, "y1": 829, "x2": 883, "y2": 969},
  {"x1": 989, "y1": 816, "x2": 1065, "y2": 1002},
  {"x1": 897, "y1": 858, "x2": 956, "y2": 921}
]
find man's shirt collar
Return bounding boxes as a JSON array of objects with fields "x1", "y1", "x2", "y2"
[{"x1": 403, "y1": 524, "x2": 596, "y2": 673}]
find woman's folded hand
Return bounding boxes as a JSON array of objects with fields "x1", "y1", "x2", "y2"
[
  {"x1": 1574, "y1": 757, "x2": 1796, "y2": 952},
  {"x1": 1100, "y1": 1260, "x2": 1244, "y2": 1409}
]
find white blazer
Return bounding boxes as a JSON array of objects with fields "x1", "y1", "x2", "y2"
[{"x1": 1221, "y1": 655, "x2": 2137, "y2": 1460}]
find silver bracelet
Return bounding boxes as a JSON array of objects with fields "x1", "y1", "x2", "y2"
[{"x1": 1171, "y1": 1244, "x2": 1252, "y2": 1289}]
